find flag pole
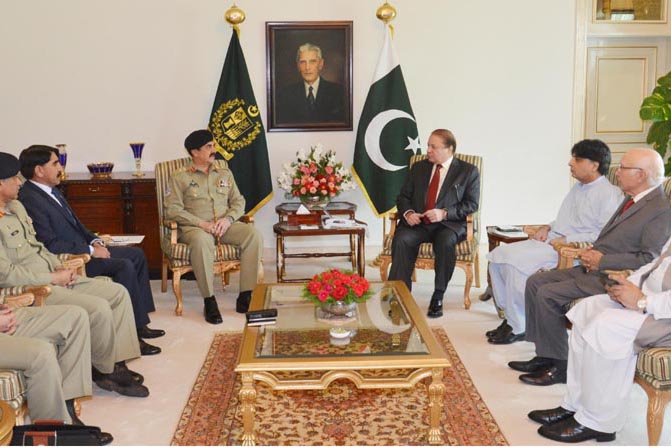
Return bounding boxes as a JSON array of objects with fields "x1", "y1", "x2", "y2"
[
  {"x1": 370, "y1": 1, "x2": 398, "y2": 268},
  {"x1": 213, "y1": 3, "x2": 247, "y2": 293}
]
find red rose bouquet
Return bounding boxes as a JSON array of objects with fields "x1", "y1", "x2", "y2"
[{"x1": 303, "y1": 269, "x2": 372, "y2": 305}]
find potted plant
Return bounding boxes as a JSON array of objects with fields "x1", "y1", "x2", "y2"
[{"x1": 639, "y1": 70, "x2": 671, "y2": 174}]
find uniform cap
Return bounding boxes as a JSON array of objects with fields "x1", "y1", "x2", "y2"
[
  {"x1": 0, "y1": 152, "x2": 20, "y2": 180},
  {"x1": 184, "y1": 130, "x2": 214, "y2": 150}
]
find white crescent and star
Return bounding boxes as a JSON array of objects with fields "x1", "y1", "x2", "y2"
[{"x1": 364, "y1": 109, "x2": 419, "y2": 172}]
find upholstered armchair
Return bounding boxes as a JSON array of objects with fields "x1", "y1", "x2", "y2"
[
  {"x1": 378, "y1": 153, "x2": 483, "y2": 309},
  {"x1": 155, "y1": 158, "x2": 258, "y2": 316}
]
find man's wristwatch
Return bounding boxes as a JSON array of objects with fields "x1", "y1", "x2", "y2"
[{"x1": 637, "y1": 295, "x2": 648, "y2": 314}]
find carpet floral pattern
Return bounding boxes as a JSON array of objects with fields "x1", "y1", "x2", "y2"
[{"x1": 172, "y1": 328, "x2": 508, "y2": 446}]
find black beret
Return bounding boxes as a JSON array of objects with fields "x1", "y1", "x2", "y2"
[
  {"x1": 184, "y1": 129, "x2": 214, "y2": 150},
  {"x1": 0, "y1": 152, "x2": 20, "y2": 180}
]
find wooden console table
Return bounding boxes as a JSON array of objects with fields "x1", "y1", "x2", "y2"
[{"x1": 58, "y1": 172, "x2": 161, "y2": 277}]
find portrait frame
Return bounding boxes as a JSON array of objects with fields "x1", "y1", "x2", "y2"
[{"x1": 266, "y1": 21, "x2": 353, "y2": 132}]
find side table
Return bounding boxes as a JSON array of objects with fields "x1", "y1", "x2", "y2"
[{"x1": 479, "y1": 226, "x2": 529, "y2": 302}]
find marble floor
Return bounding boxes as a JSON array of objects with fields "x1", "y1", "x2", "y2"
[{"x1": 76, "y1": 246, "x2": 671, "y2": 446}]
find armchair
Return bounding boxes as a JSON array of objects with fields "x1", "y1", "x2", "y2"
[
  {"x1": 378, "y1": 153, "x2": 483, "y2": 309},
  {"x1": 155, "y1": 158, "x2": 259, "y2": 316}
]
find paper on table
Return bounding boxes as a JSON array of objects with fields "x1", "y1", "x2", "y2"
[
  {"x1": 108, "y1": 235, "x2": 145, "y2": 246},
  {"x1": 296, "y1": 204, "x2": 311, "y2": 215}
]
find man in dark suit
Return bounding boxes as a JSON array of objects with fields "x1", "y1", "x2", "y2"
[
  {"x1": 509, "y1": 148, "x2": 671, "y2": 386},
  {"x1": 17, "y1": 145, "x2": 164, "y2": 356},
  {"x1": 276, "y1": 42, "x2": 345, "y2": 124},
  {"x1": 389, "y1": 129, "x2": 480, "y2": 318}
]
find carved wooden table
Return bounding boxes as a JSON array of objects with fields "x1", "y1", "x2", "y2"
[{"x1": 235, "y1": 281, "x2": 450, "y2": 446}]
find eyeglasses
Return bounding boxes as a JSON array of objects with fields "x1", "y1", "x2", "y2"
[{"x1": 617, "y1": 165, "x2": 643, "y2": 171}]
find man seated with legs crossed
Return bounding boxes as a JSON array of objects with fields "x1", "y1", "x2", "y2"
[
  {"x1": 164, "y1": 130, "x2": 263, "y2": 324},
  {"x1": 0, "y1": 152, "x2": 148, "y2": 397},
  {"x1": 388, "y1": 129, "x2": 480, "y2": 318},
  {"x1": 17, "y1": 145, "x2": 164, "y2": 356},
  {"x1": 486, "y1": 139, "x2": 622, "y2": 344},
  {"x1": 509, "y1": 148, "x2": 671, "y2": 385},
  {"x1": 529, "y1": 234, "x2": 671, "y2": 443},
  {"x1": 0, "y1": 302, "x2": 113, "y2": 444}
]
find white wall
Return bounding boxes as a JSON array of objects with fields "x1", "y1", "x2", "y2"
[{"x1": 0, "y1": 0, "x2": 577, "y2": 248}]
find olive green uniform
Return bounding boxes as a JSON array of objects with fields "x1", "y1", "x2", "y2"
[
  {"x1": 164, "y1": 160, "x2": 262, "y2": 298},
  {"x1": 0, "y1": 304, "x2": 91, "y2": 423},
  {"x1": 0, "y1": 201, "x2": 140, "y2": 374}
]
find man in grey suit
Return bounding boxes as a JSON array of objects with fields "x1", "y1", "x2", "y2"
[
  {"x1": 528, "y1": 235, "x2": 671, "y2": 443},
  {"x1": 509, "y1": 148, "x2": 671, "y2": 385}
]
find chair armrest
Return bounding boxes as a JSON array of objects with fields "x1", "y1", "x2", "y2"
[
  {"x1": 163, "y1": 220, "x2": 179, "y2": 245},
  {"x1": 522, "y1": 225, "x2": 547, "y2": 239},
  {"x1": 61, "y1": 257, "x2": 88, "y2": 278},
  {"x1": 466, "y1": 214, "x2": 474, "y2": 241},
  {"x1": 23, "y1": 286, "x2": 52, "y2": 306},
  {"x1": 602, "y1": 269, "x2": 633, "y2": 278},
  {"x1": 4, "y1": 293, "x2": 35, "y2": 309},
  {"x1": 240, "y1": 215, "x2": 254, "y2": 224}
]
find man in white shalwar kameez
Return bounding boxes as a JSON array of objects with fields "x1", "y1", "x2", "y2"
[
  {"x1": 528, "y1": 235, "x2": 671, "y2": 443},
  {"x1": 486, "y1": 140, "x2": 622, "y2": 344}
]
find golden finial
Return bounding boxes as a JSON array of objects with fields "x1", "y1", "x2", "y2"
[
  {"x1": 225, "y1": 3, "x2": 245, "y2": 35},
  {"x1": 376, "y1": 2, "x2": 397, "y2": 24}
]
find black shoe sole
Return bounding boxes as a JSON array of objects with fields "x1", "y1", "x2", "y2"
[{"x1": 537, "y1": 425, "x2": 615, "y2": 443}]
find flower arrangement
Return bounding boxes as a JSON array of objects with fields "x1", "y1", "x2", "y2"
[
  {"x1": 303, "y1": 269, "x2": 373, "y2": 305},
  {"x1": 277, "y1": 144, "x2": 356, "y2": 201}
]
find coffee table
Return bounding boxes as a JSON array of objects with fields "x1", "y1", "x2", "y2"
[{"x1": 235, "y1": 281, "x2": 450, "y2": 445}]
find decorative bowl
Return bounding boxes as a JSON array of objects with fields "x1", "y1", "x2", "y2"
[{"x1": 87, "y1": 162, "x2": 114, "y2": 178}]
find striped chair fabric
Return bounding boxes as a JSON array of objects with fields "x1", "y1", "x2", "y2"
[{"x1": 378, "y1": 153, "x2": 482, "y2": 309}]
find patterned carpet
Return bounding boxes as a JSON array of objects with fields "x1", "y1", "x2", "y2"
[{"x1": 172, "y1": 328, "x2": 508, "y2": 446}]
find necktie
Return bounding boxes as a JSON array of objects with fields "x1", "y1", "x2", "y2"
[
  {"x1": 52, "y1": 188, "x2": 76, "y2": 222},
  {"x1": 422, "y1": 164, "x2": 442, "y2": 224},
  {"x1": 307, "y1": 86, "x2": 315, "y2": 110},
  {"x1": 618, "y1": 197, "x2": 635, "y2": 217}
]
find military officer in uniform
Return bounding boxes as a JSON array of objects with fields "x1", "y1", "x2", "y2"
[
  {"x1": 164, "y1": 129, "x2": 263, "y2": 324},
  {"x1": 1, "y1": 302, "x2": 113, "y2": 444},
  {"x1": 0, "y1": 152, "x2": 148, "y2": 398}
]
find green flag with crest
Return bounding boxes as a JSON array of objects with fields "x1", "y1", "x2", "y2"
[{"x1": 210, "y1": 29, "x2": 272, "y2": 215}]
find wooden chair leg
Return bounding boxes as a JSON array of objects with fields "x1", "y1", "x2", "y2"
[
  {"x1": 172, "y1": 270, "x2": 184, "y2": 316},
  {"x1": 474, "y1": 253, "x2": 481, "y2": 288},
  {"x1": 635, "y1": 375, "x2": 671, "y2": 445},
  {"x1": 460, "y1": 264, "x2": 473, "y2": 310},
  {"x1": 161, "y1": 257, "x2": 168, "y2": 293},
  {"x1": 379, "y1": 259, "x2": 391, "y2": 281}
]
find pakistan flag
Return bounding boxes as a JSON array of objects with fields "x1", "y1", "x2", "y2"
[
  {"x1": 352, "y1": 26, "x2": 420, "y2": 217},
  {"x1": 210, "y1": 29, "x2": 272, "y2": 215}
]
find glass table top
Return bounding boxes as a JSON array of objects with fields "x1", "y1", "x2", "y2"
[{"x1": 253, "y1": 282, "x2": 429, "y2": 359}]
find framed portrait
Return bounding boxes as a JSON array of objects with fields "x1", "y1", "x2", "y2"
[{"x1": 266, "y1": 21, "x2": 353, "y2": 132}]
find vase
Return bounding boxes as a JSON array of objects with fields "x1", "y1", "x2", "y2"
[
  {"x1": 300, "y1": 195, "x2": 330, "y2": 211},
  {"x1": 321, "y1": 301, "x2": 357, "y2": 317}
]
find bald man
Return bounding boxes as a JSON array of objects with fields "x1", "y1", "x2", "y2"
[{"x1": 509, "y1": 148, "x2": 671, "y2": 386}]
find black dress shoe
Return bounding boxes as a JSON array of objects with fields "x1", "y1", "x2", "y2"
[
  {"x1": 538, "y1": 416, "x2": 615, "y2": 443},
  {"x1": 528, "y1": 406, "x2": 575, "y2": 425},
  {"x1": 93, "y1": 374, "x2": 149, "y2": 397},
  {"x1": 519, "y1": 365, "x2": 567, "y2": 386},
  {"x1": 98, "y1": 431, "x2": 114, "y2": 445},
  {"x1": 427, "y1": 298, "x2": 443, "y2": 318},
  {"x1": 140, "y1": 339, "x2": 161, "y2": 356},
  {"x1": 508, "y1": 356, "x2": 554, "y2": 373},
  {"x1": 479, "y1": 286, "x2": 494, "y2": 301},
  {"x1": 488, "y1": 331, "x2": 525, "y2": 345},
  {"x1": 102, "y1": 362, "x2": 144, "y2": 384},
  {"x1": 236, "y1": 291, "x2": 252, "y2": 314},
  {"x1": 137, "y1": 325, "x2": 165, "y2": 339},
  {"x1": 485, "y1": 319, "x2": 510, "y2": 338},
  {"x1": 204, "y1": 296, "x2": 223, "y2": 324}
]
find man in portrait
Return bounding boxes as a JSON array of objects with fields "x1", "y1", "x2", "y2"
[{"x1": 276, "y1": 42, "x2": 345, "y2": 124}]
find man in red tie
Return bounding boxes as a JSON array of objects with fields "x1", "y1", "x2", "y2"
[{"x1": 389, "y1": 129, "x2": 480, "y2": 318}]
